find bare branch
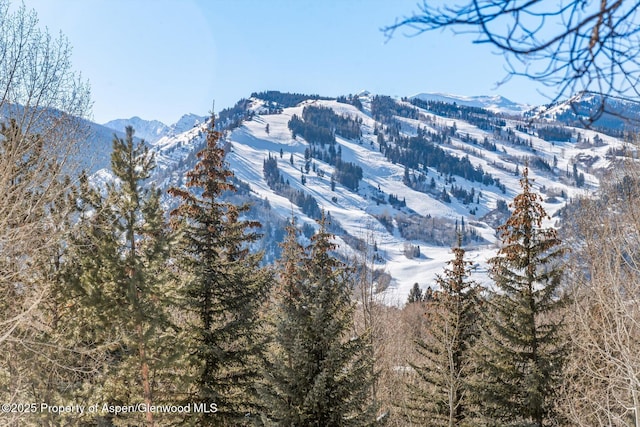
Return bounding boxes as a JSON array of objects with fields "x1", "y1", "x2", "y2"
[
  {"x1": 383, "y1": 0, "x2": 640, "y2": 123},
  {"x1": 0, "y1": 0, "x2": 91, "y2": 346}
]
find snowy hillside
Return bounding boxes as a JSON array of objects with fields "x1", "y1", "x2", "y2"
[
  {"x1": 411, "y1": 92, "x2": 529, "y2": 116},
  {"x1": 97, "y1": 91, "x2": 629, "y2": 303},
  {"x1": 526, "y1": 92, "x2": 640, "y2": 133}
]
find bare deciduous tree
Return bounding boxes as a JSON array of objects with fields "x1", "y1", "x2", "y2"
[
  {"x1": 384, "y1": 1, "x2": 640, "y2": 125},
  {"x1": 561, "y1": 160, "x2": 640, "y2": 426},
  {"x1": 0, "y1": 0, "x2": 90, "y2": 345},
  {"x1": 350, "y1": 227, "x2": 395, "y2": 422}
]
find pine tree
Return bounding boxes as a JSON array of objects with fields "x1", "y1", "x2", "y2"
[
  {"x1": 406, "y1": 282, "x2": 423, "y2": 304},
  {"x1": 53, "y1": 173, "x2": 116, "y2": 418},
  {"x1": 472, "y1": 167, "x2": 566, "y2": 426},
  {"x1": 66, "y1": 127, "x2": 176, "y2": 426},
  {"x1": 407, "y1": 238, "x2": 479, "y2": 426},
  {"x1": 262, "y1": 215, "x2": 377, "y2": 426},
  {"x1": 168, "y1": 114, "x2": 270, "y2": 426},
  {"x1": 260, "y1": 217, "x2": 308, "y2": 425}
]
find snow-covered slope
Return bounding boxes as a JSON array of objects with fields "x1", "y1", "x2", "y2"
[
  {"x1": 223, "y1": 101, "x2": 488, "y2": 302},
  {"x1": 526, "y1": 92, "x2": 640, "y2": 132},
  {"x1": 95, "y1": 91, "x2": 630, "y2": 303},
  {"x1": 411, "y1": 92, "x2": 529, "y2": 116},
  {"x1": 77, "y1": 119, "x2": 130, "y2": 172},
  {"x1": 0, "y1": 104, "x2": 121, "y2": 174},
  {"x1": 140, "y1": 92, "x2": 629, "y2": 302}
]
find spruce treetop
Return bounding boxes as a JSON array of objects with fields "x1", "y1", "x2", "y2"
[
  {"x1": 496, "y1": 167, "x2": 561, "y2": 263},
  {"x1": 168, "y1": 114, "x2": 234, "y2": 210}
]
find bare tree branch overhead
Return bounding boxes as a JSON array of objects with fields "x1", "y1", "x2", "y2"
[{"x1": 383, "y1": 1, "x2": 640, "y2": 126}]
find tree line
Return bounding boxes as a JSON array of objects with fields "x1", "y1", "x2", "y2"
[
  {"x1": 408, "y1": 98, "x2": 507, "y2": 132},
  {"x1": 263, "y1": 153, "x2": 323, "y2": 219},
  {"x1": 288, "y1": 106, "x2": 364, "y2": 192},
  {"x1": 371, "y1": 96, "x2": 508, "y2": 194}
]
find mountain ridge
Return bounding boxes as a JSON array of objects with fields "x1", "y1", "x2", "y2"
[
  {"x1": 410, "y1": 92, "x2": 530, "y2": 116},
  {"x1": 90, "y1": 90, "x2": 630, "y2": 302},
  {"x1": 103, "y1": 113, "x2": 206, "y2": 144}
]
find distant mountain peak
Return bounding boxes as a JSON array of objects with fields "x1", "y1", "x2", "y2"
[
  {"x1": 525, "y1": 92, "x2": 640, "y2": 132},
  {"x1": 410, "y1": 92, "x2": 529, "y2": 116},
  {"x1": 103, "y1": 116, "x2": 169, "y2": 143},
  {"x1": 103, "y1": 113, "x2": 207, "y2": 144},
  {"x1": 169, "y1": 113, "x2": 207, "y2": 136}
]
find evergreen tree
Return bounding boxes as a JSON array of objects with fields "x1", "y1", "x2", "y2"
[
  {"x1": 262, "y1": 215, "x2": 377, "y2": 426},
  {"x1": 64, "y1": 172, "x2": 148, "y2": 425},
  {"x1": 66, "y1": 127, "x2": 177, "y2": 426},
  {"x1": 407, "y1": 238, "x2": 479, "y2": 426},
  {"x1": 109, "y1": 126, "x2": 175, "y2": 426},
  {"x1": 406, "y1": 282, "x2": 423, "y2": 304},
  {"x1": 168, "y1": 114, "x2": 270, "y2": 426},
  {"x1": 472, "y1": 168, "x2": 566, "y2": 426},
  {"x1": 260, "y1": 217, "x2": 308, "y2": 425}
]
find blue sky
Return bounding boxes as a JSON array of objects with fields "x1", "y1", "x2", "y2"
[{"x1": 20, "y1": 0, "x2": 550, "y2": 124}]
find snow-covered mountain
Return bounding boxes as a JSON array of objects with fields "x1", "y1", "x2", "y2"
[
  {"x1": 411, "y1": 92, "x2": 529, "y2": 116},
  {"x1": 526, "y1": 91, "x2": 640, "y2": 133},
  {"x1": 0, "y1": 104, "x2": 122, "y2": 173},
  {"x1": 102, "y1": 90, "x2": 627, "y2": 303},
  {"x1": 103, "y1": 113, "x2": 206, "y2": 144},
  {"x1": 169, "y1": 113, "x2": 207, "y2": 135},
  {"x1": 103, "y1": 116, "x2": 169, "y2": 143}
]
